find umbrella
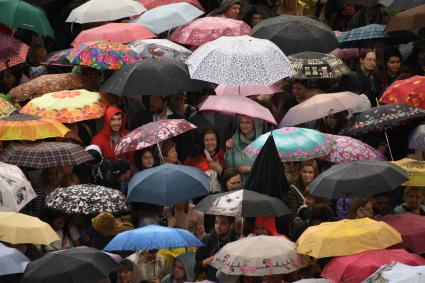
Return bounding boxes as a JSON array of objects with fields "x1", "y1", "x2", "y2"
[
  {"x1": 71, "y1": 23, "x2": 156, "y2": 47},
  {"x1": 293, "y1": 280, "x2": 332, "y2": 283},
  {"x1": 296, "y1": 218, "x2": 402, "y2": 258},
  {"x1": 392, "y1": 158, "x2": 425, "y2": 187},
  {"x1": 280, "y1": 92, "x2": 368, "y2": 127},
  {"x1": 409, "y1": 125, "x2": 425, "y2": 150},
  {"x1": 68, "y1": 41, "x2": 141, "y2": 70},
  {"x1": 128, "y1": 39, "x2": 192, "y2": 61},
  {"x1": 199, "y1": 95, "x2": 277, "y2": 125},
  {"x1": 187, "y1": 35, "x2": 295, "y2": 86},
  {"x1": 0, "y1": 96, "x2": 16, "y2": 118},
  {"x1": 215, "y1": 84, "x2": 281, "y2": 96},
  {"x1": 379, "y1": 0, "x2": 425, "y2": 11},
  {"x1": 309, "y1": 160, "x2": 407, "y2": 199},
  {"x1": 0, "y1": 243, "x2": 29, "y2": 275},
  {"x1": 244, "y1": 127, "x2": 335, "y2": 162},
  {"x1": 341, "y1": 104, "x2": 425, "y2": 137},
  {"x1": 0, "y1": 212, "x2": 59, "y2": 245},
  {"x1": 0, "y1": 142, "x2": 93, "y2": 169},
  {"x1": 40, "y1": 49, "x2": 72, "y2": 67},
  {"x1": 22, "y1": 246, "x2": 116, "y2": 283},
  {"x1": 127, "y1": 163, "x2": 209, "y2": 205},
  {"x1": 321, "y1": 249, "x2": 425, "y2": 283},
  {"x1": 20, "y1": 89, "x2": 110, "y2": 124},
  {"x1": 100, "y1": 58, "x2": 206, "y2": 96},
  {"x1": 169, "y1": 17, "x2": 252, "y2": 46},
  {"x1": 195, "y1": 189, "x2": 291, "y2": 217},
  {"x1": 251, "y1": 15, "x2": 338, "y2": 55},
  {"x1": 377, "y1": 213, "x2": 425, "y2": 254},
  {"x1": 364, "y1": 261, "x2": 425, "y2": 283},
  {"x1": 115, "y1": 119, "x2": 197, "y2": 155},
  {"x1": 321, "y1": 134, "x2": 386, "y2": 164},
  {"x1": 104, "y1": 224, "x2": 203, "y2": 251},
  {"x1": 131, "y1": 2, "x2": 204, "y2": 34},
  {"x1": 7, "y1": 73, "x2": 87, "y2": 102},
  {"x1": 0, "y1": 0, "x2": 54, "y2": 37},
  {"x1": 0, "y1": 162, "x2": 37, "y2": 212},
  {"x1": 288, "y1": 52, "x2": 351, "y2": 79},
  {"x1": 66, "y1": 0, "x2": 147, "y2": 24},
  {"x1": 0, "y1": 33, "x2": 29, "y2": 72},
  {"x1": 139, "y1": 0, "x2": 204, "y2": 10},
  {"x1": 46, "y1": 184, "x2": 128, "y2": 215},
  {"x1": 0, "y1": 114, "x2": 69, "y2": 141},
  {"x1": 211, "y1": 235, "x2": 307, "y2": 276},
  {"x1": 379, "y1": 76, "x2": 425, "y2": 109}
]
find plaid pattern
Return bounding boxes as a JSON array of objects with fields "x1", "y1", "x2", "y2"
[
  {"x1": 0, "y1": 142, "x2": 93, "y2": 169},
  {"x1": 338, "y1": 24, "x2": 389, "y2": 48}
]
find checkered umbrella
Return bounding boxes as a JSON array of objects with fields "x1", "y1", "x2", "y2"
[{"x1": 0, "y1": 142, "x2": 93, "y2": 169}]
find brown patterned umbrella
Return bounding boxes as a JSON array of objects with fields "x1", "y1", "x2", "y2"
[{"x1": 0, "y1": 33, "x2": 29, "y2": 72}]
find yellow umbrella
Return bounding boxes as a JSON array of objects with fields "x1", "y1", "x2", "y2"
[
  {"x1": 392, "y1": 158, "x2": 425, "y2": 187},
  {"x1": 0, "y1": 212, "x2": 60, "y2": 245},
  {"x1": 296, "y1": 218, "x2": 402, "y2": 258}
]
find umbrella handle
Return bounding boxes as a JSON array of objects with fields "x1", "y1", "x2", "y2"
[
  {"x1": 375, "y1": 98, "x2": 394, "y2": 161},
  {"x1": 156, "y1": 142, "x2": 164, "y2": 164}
]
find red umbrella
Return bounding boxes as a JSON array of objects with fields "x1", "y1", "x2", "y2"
[
  {"x1": 0, "y1": 33, "x2": 29, "y2": 71},
  {"x1": 138, "y1": 0, "x2": 204, "y2": 10},
  {"x1": 321, "y1": 249, "x2": 425, "y2": 283},
  {"x1": 376, "y1": 213, "x2": 425, "y2": 254},
  {"x1": 379, "y1": 76, "x2": 425, "y2": 110}
]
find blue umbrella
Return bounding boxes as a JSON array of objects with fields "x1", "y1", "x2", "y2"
[
  {"x1": 131, "y1": 2, "x2": 204, "y2": 34},
  {"x1": 103, "y1": 225, "x2": 204, "y2": 251},
  {"x1": 0, "y1": 243, "x2": 29, "y2": 275},
  {"x1": 127, "y1": 163, "x2": 209, "y2": 205}
]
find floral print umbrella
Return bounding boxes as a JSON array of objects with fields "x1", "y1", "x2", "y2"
[
  {"x1": 45, "y1": 184, "x2": 128, "y2": 215},
  {"x1": 20, "y1": 89, "x2": 110, "y2": 124},
  {"x1": 0, "y1": 33, "x2": 29, "y2": 72},
  {"x1": 68, "y1": 41, "x2": 141, "y2": 70},
  {"x1": 379, "y1": 76, "x2": 425, "y2": 110},
  {"x1": 0, "y1": 94, "x2": 16, "y2": 118},
  {"x1": 244, "y1": 127, "x2": 335, "y2": 162}
]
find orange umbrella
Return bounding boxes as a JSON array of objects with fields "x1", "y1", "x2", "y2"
[{"x1": 380, "y1": 76, "x2": 425, "y2": 109}]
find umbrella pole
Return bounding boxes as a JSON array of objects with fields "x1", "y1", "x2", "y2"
[
  {"x1": 375, "y1": 98, "x2": 394, "y2": 161},
  {"x1": 156, "y1": 142, "x2": 164, "y2": 164}
]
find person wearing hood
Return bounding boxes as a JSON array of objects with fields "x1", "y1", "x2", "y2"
[
  {"x1": 161, "y1": 253, "x2": 196, "y2": 283},
  {"x1": 208, "y1": 0, "x2": 241, "y2": 19},
  {"x1": 91, "y1": 105, "x2": 134, "y2": 163}
]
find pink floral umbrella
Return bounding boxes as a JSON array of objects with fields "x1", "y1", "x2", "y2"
[
  {"x1": 321, "y1": 134, "x2": 386, "y2": 163},
  {"x1": 215, "y1": 84, "x2": 281, "y2": 96}
]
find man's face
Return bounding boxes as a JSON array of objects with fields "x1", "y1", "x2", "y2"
[
  {"x1": 251, "y1": 14, "x2": 262, "y2": 26},
  {"x1": 110, "y1": 113, "x2": 123, "y2": 132},
  {"x1": 214, "y1": 215, "x2": 231, "y2": 237},
  {"x1": 149, "y1": 96, "x2": 166, "y2": 114},
  {"x1": 173, "y1": 259, "x2": 186, "y2": 280}
]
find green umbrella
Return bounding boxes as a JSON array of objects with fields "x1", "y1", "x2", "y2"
[{"x1": 0, "y1": 0, "x2": 54, "y2": 37}]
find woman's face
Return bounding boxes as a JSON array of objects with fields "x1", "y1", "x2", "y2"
[
  {"x1": 164, "y1": 146, "x2": 178, "y2": 164},
  {"x1": 325, "y1": 115, "x2": 338, "y2": 129},
  {"x1": 300, "y1": 165, "x2": 315, "y2": 185},
  {"x1": 226, "y1": 174, "x2": 242, "y2": 191},
  {"x1": 239, "y1": 116, "x2": 254, "y2": 135},
  {"x1": 360, "y1": 52, "x2": 377, "y2": 71},
  {"x1": 142, "y1": 151, "x2": 154, "y2": 169},
  {"x1": 292, "y1": 82, "x2": 307, "y2": 103},
  {"x1": 224, "y1": 3, "x2": 240, "y2": 19},
  {"x1": 356, "y1": 201, "x2": 373, "y2": 219},
  {"x1": 406, "y1": 190, "x2": 424, "y2": 209},
  {"x1": 51, "y1": 216, "x2": 66, "y2": 231},
  {"x1": 204, "y1": 133, "x2": 218, "y2": 154},
  {"x1": 118, "y1": 267, "x2": 133, "y2": 283},
  {"x1": 387, "y1": 56, "x2": 401, "y2": 73}
]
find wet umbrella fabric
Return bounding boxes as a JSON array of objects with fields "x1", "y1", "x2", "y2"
[
  {"x1": 0, "y1": 33, "x2": 29, "y2": 72},
  {"x1": 385, "y1": 4, "x2": 425, "y2": 32},
  {"x1": 0, "y1": 242, "x2": 29, "y2": 275}
]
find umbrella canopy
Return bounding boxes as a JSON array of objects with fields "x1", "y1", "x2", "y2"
[
  {"x1": 40, "y1": 48, "x2": 72, "y2": 67},
  {"x1": 0, "y1": 96, "x2": 16, "y2": 118},
  {"x1": 309, "y1": 160, "x2": 407, "y2": 199},
  {"x1": 385, "y1": 4, "x2": 425, "y2": 32},
  {"x1": 66, "y1": 0, "x2": 147, "y2": 24},
  {"x1": 46, "y1": 184, "x2": 128, "y2": 215},
  {"x1": 379, "y1": 76, "x2": 425, "y2": 109},
  {"x1": 0, "y1": 242, "x2": 29, "y2": 275},
  {"x1": 115, "y1": 119, "x2": 196, "y2": 155},
  {"x1": 195, "y1": 189, "x2": 291, "y2": 217},
  {"x1": 128, "y1": 163, "x2": 209, "y2": 205},
  {"x1": 321, "y1": 249, "x2": 425, "y2": 283},
  {"x1": 199, "y1": 95, "x2": 277, "y2": 125},
  {"x1": 0, "y1": 142, "x2": 93, "y2": 169},
  {"x1": 215, "y1": 84, "x2": 281, "y2": 96},
  {"x1": 0, "y1": 33, "x2": 29, "y2": 72},
  {"x1": 341, "y1": 104, "x2": 425, "y2": 137},
  {"x1": 68, "y1": 41, "x2": 141, "y2": 70},
  {"x1": 409, "y1": 125, "x2": 425, "y2": 151},
  {"x1": 296, "y1": 218, "x2": 402, "y2": 258},
  {"x1": 22, "y1": 246, "x2": 116, "y2": 283},
  {"x1": 7, "y1": 73, "x2": 86, "y2": 102},
  {"x1": 169, "y1": 17, "x2": 252, "y2": 46},
  {"x1": 280, "y1": 92, "x2": 367, "y2": 127},
  {"x1": 131, "y1": 2, "x2": 203, "y2": 34},
  {"x1": 20, "y1": 89, "x2": 110, "y2": 124},
  {"x1": 72, "y1": 23, "x2": 156, "y2": 47},
  {"x1": 364, "y1": 261, "x2": 425, "y2": 283},
  {"x1": 104, "y1": 224, "x2": 203, "y2": 251},
  {"x1": 0, "y1": 114, "x2": 69, "y2": 141},
  {"x1": 128, "y1": 39, "x2": 192, "y2": 61},
  {"x1": 211, "y1": 236, "x2": 307, "y2": 276},
  {"x1": 244, "y1": 127, "x2": 335, "y2": 162},
  {"x1": 187, "y1": 35, "x2": 294, "y2": 86},
  {"x1": 0, "y1": 212, "x2": 59, "y2": 245},
  {"x1": 139, "y1": 0, "x2": 204, "y2": 10},
  {"x1": 0, "y1": 162, "x2": 37, "y2": 212},
  {"x1": 100, "y1": 58, "x2": 206, "y2": 96},
  {"x1": 392, "y1": 158, "x2": 425, "y2": 187},
  {"x1": 251, "y1": 15, "x2": 338, "y2": 55},
  {"x1": 0, "y1": 0, "x2": 54, "y2": 37}
]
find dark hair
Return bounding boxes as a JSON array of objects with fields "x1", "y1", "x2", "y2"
[
  {"x1": 221, "y1": 168, "x2": 241, "y2": 191},
  {"x1": 118, "y1": 259, "x2": 134, "y2": 272},
  {"x1": 338, "y1": 73, "x2": 365, "y2": 94},
  {"x1": 359, "y1": 48, "x2": 375, "y2": 60},
  {"x1": 161, "y1": 140, "x2": 176, "y2": 157},
  {"x1": 383, "y1": 47, "x2": 402, "y2": 67},
  {"x1": 348, "y1": 197, "x2": 372, "y2": 219},
  {"x1": 310, "y1": 204, "x2": 334, "y2": 223},
  {"x1": 135, "y1": 147, "x2": 155, "y2": 170}
]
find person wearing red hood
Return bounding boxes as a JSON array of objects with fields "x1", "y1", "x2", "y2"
[
  {"x1": 91, "y1": 105, "x2": 134, "y2": 163},
  {"x1": 252, "y1": 217, "x2": 286, "y2": 238}
]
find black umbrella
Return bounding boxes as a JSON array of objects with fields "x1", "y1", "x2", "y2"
[
  {"x1": 100, "y1": 57, "x2": 207, "y2": 96},
  {"x1": 195, "y1": 189, "x2": 292, "y2": 217},
  {"x1": 21, "y1": 247, "x2": 116, "y2": 283},
  {"x1": 309, "y1": 160, "x2": 408, "y2": 199},
  {"x1": 251, "y1": 15, "x2": 338, "y2": 55}
]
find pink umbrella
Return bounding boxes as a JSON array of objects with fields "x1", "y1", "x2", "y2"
[
  {"x1": 215, "y1": 84, "x2": 281, "y2": 96},
  {"x1": 169, "y1": 17, "x2": 251, "y2": 46},
  {"x1": 331, "y1": 31, "x2": 359, "y2": 62},
  {"x1": 71, "y1": 23, "x2": 156, "y2": 47},
  {"x1": 321, "y1": 134, "x2": 386, "y2": 163},
  {"x1": 199, "y1": 95, "x2": 277, "y2": 125}
]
